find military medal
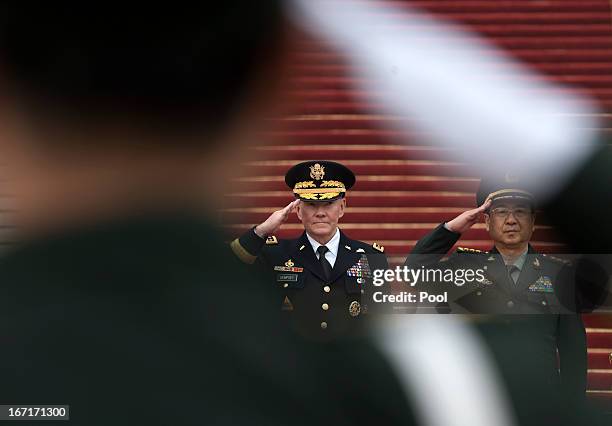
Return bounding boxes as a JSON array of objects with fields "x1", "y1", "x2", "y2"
[
  {"x1": 346, "y1": 256, "x2": 372, "y2": 279},
  {"x1": 528, "y1": 276, "x2": 553, "y2": 293},
  {"x1": 273, "y1": 259, "x2": 304, "y2": 273}
]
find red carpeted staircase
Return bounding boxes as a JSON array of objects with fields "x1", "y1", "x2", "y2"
[
  {"x1": 223, "y1": 0, "x2": 612, "y2": 411},
  {"x1": 585, "y1": 314, "x2": 612, "y2": 410}
]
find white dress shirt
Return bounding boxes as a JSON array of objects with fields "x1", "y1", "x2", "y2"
[{"x1": 306, "y1": 227, "x2": 340, "y2": 268}]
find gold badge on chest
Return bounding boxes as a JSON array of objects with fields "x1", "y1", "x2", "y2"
[
  {"x1": 274, "y1": 259, "x2": 304, "y2": 273},
  {"x1": 349, "y1": 300, "x2": 361, "y2": 317}
]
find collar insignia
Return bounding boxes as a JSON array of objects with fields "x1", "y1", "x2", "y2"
[{"x1": 533, "y1": 258, "x2": 540, "y2": 269}]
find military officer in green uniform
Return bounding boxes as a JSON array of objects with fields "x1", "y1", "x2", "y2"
[
  {"x1": 231, "y1": 160, "x2": 387, "y2": 340},
  {"x1": 405, "y1": 175, "x2": 587, "y2": 426}
]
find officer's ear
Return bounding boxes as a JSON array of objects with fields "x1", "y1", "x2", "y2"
[
  {"x1": 338, "y1": 198, "x2": 346, "y2": 218},
  {"x1": 484, "y1": 213, "x2": 491, "y2": 232},
  {"x1": 296, "y1": 201, "x2": 303, "y2": 221}
]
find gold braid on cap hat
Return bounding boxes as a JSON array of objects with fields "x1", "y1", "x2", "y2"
[
  {"x1": 294, "y1": 181, "x2": 316, "y2": 189},
  {"x1": 293, "y1": 180, "x2": 346, "y2": 200},
  {"x1": 299, "y1": 192, "x2": 342, "y2": 200},
  {"x1": 293, "y1": 181, "x2": 346, "y2": 194},
  {"x1": 485, "y1": 188, "x2": 534, "y2": 204}
]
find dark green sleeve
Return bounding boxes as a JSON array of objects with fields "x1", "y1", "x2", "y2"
[
  {"x1": 405, "y1": 222, "x2": 461, "y2": 268},
  {"x1": 412, "y1": 223, "x2": 461, "y2": 255},
  {"x1": 403, "y1": 223, "x2": 466, "y2": 313}
]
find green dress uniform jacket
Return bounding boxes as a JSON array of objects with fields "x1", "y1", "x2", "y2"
[
  {"x1": 232, "y1": 228, "x2": 388, "y2": 340},
  {"x1": 406, "y1": 223, "x2": 588, "y2": 426}
]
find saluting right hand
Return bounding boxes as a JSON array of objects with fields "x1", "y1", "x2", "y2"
[
  {"x1": 445, "y1": 198, "x2": 492, "y2": 234},
  {"x1": 254, "y1": 199, "x2": 300, "y2": 238}
]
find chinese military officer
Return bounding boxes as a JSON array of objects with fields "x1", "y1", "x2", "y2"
[
  {"x1": 231, "y1": 160, "x2": 388, "y2": 340},
  {"x1": 405, "y1": 174, "x2": 587, "y2": 426}
]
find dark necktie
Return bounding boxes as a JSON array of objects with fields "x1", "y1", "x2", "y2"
[
  {"x1": 507, "y1": 265, "x2": 520, "y2": 284},
  {"x1": 317, "y1": 245, "x2": 333, "y2": 281}
]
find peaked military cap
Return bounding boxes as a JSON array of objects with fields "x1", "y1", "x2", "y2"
[
  {"x1": 477, "y1": 172, "x2": 536, "y2": 208},
  {"x1": 285, "y1": 161, "x2": 356, "y2": 202}
]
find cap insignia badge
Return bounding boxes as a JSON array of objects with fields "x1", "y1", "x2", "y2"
[{"x1": 309, "y1": 163, "x2": 325, "y2": 180}]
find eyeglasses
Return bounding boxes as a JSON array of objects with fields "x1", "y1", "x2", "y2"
[{"x1": 489, "y1": 207, "x2": 532, "y2": 220}]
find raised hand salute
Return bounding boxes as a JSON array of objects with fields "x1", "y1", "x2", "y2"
[
  {"x1": 254, "y1": 199, "x2": 300, "y2": 238},
  {"x1": 445, "y1": 198, "x2": 492, "y2": 234},
  {"x1": 230, "y1": 161, "x2": 388, "y2": 340},
  {"x1": 405, "y1": 175, "x2": 587, "y2": 426}
]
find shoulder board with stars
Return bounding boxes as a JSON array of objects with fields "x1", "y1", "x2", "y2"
[
  {"x1": 542, "y1": 254, "x2": 571, "y2": 266},
  {"x1": 265, "y1": 235, "x2": 278, "y2": 245},
  {"x1": 457, "y1": 247, "x2": 485, "y2": 254},
  {"x1": 372, "y1": 242, "x2": 385, "y2": 253}
]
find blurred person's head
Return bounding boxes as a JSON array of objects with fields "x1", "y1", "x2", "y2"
[{"x1": 0, "y1": 3, "x2": 286, "y2": 237}]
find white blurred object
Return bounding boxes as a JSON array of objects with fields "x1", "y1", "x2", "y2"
[
  {"x1": 374, "y1": 315, "x2": 516, "y2": 426},
  {"x1": 290, "y1": 0, "x2": 599, "y2": 201}
]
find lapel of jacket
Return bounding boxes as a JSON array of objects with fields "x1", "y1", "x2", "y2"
[
  {"x1": 514, "y1": 245, "x2": 542, "y2": 294},
  {"x1": 486, "y1": 246, "x2": 514, "y2": 295},
  {"x1": 328, "y1": 230, "x2": 361, "y2": 284},
  {"x1": 291, "y1": 232, "x2": 327, "y2": 282}
]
